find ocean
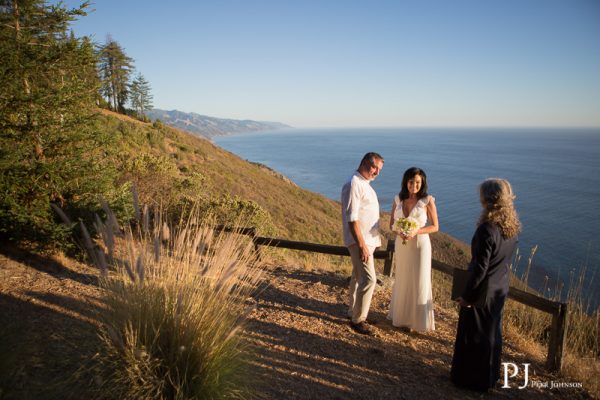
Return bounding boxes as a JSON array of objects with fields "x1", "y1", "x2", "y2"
[{"x1": 215, "y1": 128, "x2": 600, "y2": 309}]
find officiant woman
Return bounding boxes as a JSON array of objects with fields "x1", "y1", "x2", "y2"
[{"x1": 451, "y1": 178, "x2": 521, "y2": 392}]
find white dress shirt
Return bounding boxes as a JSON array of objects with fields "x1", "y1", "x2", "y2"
[{"x1": 341, "y1": 171, "x2": 382, "y2": 248}]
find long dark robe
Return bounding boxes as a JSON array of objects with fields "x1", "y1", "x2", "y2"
[{"x1": 450, "y1": 222, "x2": 517, "y2": 392}]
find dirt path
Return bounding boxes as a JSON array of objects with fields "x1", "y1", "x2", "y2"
[
  {"x1": 0, "y1": 246, "x2": 103, "y2": 400},
  {"x1": 246, "y1": 264, "x2": 593, "y2": 400}
]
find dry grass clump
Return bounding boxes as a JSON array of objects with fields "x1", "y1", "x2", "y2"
[
  {"x1": 504, "y1": 247, "x2": 599, "y2": 355},
  {"x1": 429, "y1": 241, "x2": 598, "y2": 396},
  {"x1": 84, "y1": 204, "x2": 262, "y2": 400},
  {"x1": 503, "y1": 247, "x2": 599, "y2": 396}
]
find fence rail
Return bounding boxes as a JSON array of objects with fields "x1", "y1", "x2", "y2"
[{"x1": 227, "y1": 228, "x2": 567, "y2": 372}]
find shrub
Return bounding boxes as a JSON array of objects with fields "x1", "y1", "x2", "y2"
[
  {"x1": 198, "y1": 194, "x2": 275, "y2": 236},
  {"x1": 146, "y1": 128, "x2": 165, "y2": 148},
  {"x1": 87, "y1": 207, "x2": 262, "y2": 399},
  {"x1": 119, "y1": 153, "x2": 180, "y2": 208}
]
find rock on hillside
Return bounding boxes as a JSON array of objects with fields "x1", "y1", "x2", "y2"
[{"x1": 146, "y1": 108, "x2": 290, "y2": 138}]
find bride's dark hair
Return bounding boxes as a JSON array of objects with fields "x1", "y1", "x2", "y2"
[{"x1": 399, "y1": 167, "x2": 428, "y2": 201}]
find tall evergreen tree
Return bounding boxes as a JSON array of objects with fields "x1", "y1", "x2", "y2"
[
  {"x1": 98, "y1": 37, "x2": 133, "y2": 113},
  {"x1": 0, "y1": 0, "x2": 115, "y2": 246},
  {"x1": 129, "y1": 73, "x2": 153, "y2": 118}
]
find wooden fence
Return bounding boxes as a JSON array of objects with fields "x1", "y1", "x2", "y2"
[{"x1": 224, "y1": 227, "x2": 568, "y2": 372}]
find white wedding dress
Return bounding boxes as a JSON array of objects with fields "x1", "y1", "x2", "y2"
[{"x1": 388, "y1": 195, "x2": 435, "y2": 332}]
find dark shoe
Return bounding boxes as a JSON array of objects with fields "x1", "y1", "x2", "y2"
[
  {"x1": 346, "y1": 315, "x2": 377, "y2": 325},
  {"x1": 350, "y1": 321, "x2": 374, "y2": 335}
]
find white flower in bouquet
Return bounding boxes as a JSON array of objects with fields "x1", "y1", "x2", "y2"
[{"x1": 393, "y1": 217, "x2": 420, "y2": 244}]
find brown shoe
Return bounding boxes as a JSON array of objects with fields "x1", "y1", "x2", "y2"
[{"x1": 350, "y1": 321, "x2": 374, "y2": 335}]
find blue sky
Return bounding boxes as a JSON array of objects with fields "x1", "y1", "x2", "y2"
[{"x1": 63, "y1": 0, "x2": 600, "y2": 128}]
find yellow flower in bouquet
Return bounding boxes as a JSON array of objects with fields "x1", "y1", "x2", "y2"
[{"x1": 393, "y1": 217, "x2": 419, "y2": 244}]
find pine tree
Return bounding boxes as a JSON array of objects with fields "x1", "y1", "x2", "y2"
[
  {"x1": 98, "y1": 37, "x2": 133, "y2": 113},
  {"x1": 129, "y1": 73, "x2": 153, "y2": 118},
  {"x1": 0, "y1": 0, "x2": 116, "y2": 246}
]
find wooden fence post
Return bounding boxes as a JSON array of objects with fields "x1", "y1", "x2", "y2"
[
  {"x1": 383, "y1": 239, "x2": 395, "y2": 276},
  {"x1": 547, "y1": 302, "x2": 568, "y2": 371},
  {"x1": 249, "y1": 228, "x2": 261, "y2": 259}
]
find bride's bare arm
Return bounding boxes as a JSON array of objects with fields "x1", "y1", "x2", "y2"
[{"x1": 417, "y1": 196, "x2": 439, "y2": 235}]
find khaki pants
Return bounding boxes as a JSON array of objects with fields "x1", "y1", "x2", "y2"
[{"x1": 347, "y1": 244, "x2": 377, "y2": 324}]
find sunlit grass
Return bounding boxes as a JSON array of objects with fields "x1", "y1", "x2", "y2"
[
  {"x1": 85, "y1": 205, "x2": 262, "y2": 399},
  {"x1": 504, "y1": 247, "x2": 599, "y2": 396}
]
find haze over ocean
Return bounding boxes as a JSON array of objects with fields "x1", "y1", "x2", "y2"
[{"x1": 216, "y1": 128, "x2": 600, "y2": 309}]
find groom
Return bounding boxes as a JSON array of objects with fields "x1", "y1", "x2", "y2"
[{"x1": 341, "y1": 152, "x2": 384, "y2": 335}]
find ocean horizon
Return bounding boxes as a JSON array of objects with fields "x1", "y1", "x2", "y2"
[{"x1": 216, "y1": 127, "x2": 600, "y2": 310}]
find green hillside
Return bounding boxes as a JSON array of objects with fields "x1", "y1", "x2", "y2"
[{"x1": 97, "y1": 110, "x2": 343, "y2": 245}]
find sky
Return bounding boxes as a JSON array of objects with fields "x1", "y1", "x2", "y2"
[{"x1": 61, "y1": 0, "x2": 600, "y2": 128}]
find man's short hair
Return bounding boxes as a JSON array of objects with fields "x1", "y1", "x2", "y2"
[{"x1": 360, "y1": 152, "x2": 384, "y2": 168}]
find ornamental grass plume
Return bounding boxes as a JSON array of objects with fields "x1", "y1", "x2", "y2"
[
  {"x1": 502, "y1": 246, "x2": 600, "y2": 397},
  {"x1": 89, "y1": 206, "x2": 262, "y2": 400}
]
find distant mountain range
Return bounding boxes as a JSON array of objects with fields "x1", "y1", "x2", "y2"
[{"x1": 146, "y1": 109, "x2": 291, "y2": 138}]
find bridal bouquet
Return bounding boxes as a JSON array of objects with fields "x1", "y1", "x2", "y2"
[{"x1": 393, "y1": 217, "x2": 420, "y2": 245}]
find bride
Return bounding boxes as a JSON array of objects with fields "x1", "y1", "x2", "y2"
[{"x1": 388, "y1": 167, "x2": 439, "y2": 332}]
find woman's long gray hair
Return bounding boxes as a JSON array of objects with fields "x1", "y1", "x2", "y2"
[{"x1": 478, "y1": 178, "x2": 521, "y2": 239}]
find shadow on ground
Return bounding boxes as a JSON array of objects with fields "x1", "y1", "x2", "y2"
[
  {"x1": 0, "y1": 292, "x2": 101, "y2": 400},
  {"x1": 245, "y1": 266, "x2": 593, "y2": 400}
]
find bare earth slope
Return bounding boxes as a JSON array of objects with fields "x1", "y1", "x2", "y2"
[
  {"x1": 0, "y1": 246, "x2": 594, "y2": 399},
  {"x1": 246, "y1": 263, "x2": 593, "y2": 400}
]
